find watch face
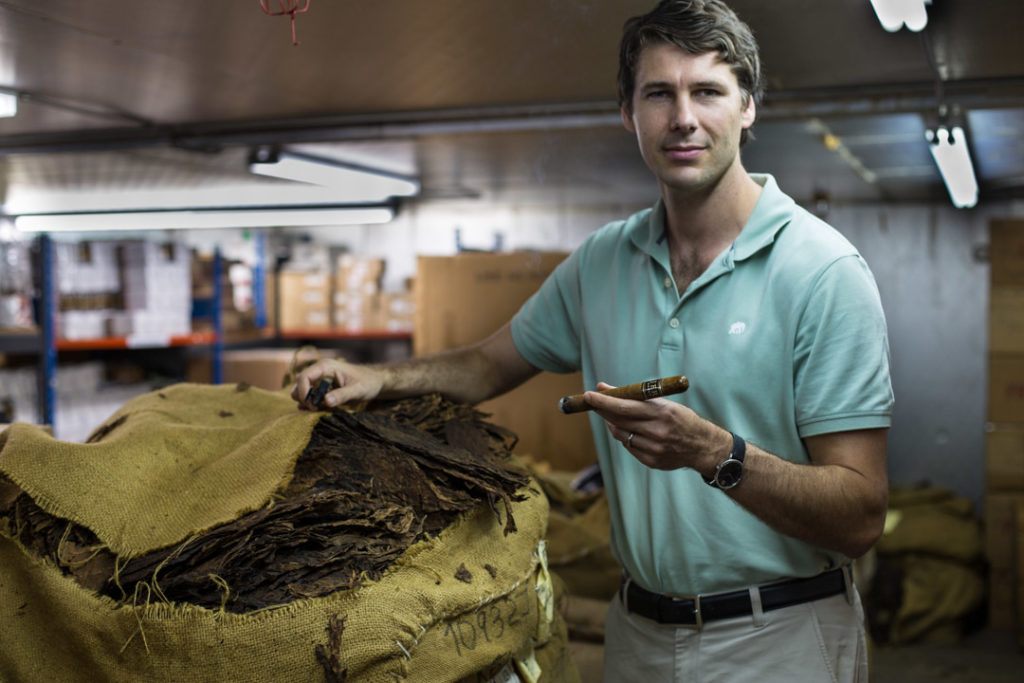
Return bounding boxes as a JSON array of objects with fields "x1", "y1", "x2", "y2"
[{"x1": 716, "y1": 459, "x2": 743, "y2": 489}]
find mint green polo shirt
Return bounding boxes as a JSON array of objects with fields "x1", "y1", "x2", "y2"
[{"x1": 510, "y1": 174, "x2": 893, "y2": 595}]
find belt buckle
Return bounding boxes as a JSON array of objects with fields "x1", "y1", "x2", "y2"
[{"x1": 667, "y1": 592, "x2": 703, "y2": 630}]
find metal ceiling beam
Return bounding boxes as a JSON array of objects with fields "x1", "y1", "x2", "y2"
[{"x1": 1, "y1": 77, "x2": 1023, "y2": 156}]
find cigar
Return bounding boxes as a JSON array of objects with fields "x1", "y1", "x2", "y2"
[
  {"x1": 558, "y1": 375, "x2": 689, "y2": 414},
  {"x1": 305, "y1": 378, "x2": 334, "y2": 408}
]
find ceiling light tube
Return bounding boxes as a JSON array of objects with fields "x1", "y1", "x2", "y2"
[
  {"x1": 12, "y1": 205, "x2": 395, "y2": 233},
  {"x1": 926, "y1": 126, "x2": 979, "y2": 209},
  {"x1": 0, "y1": 92, "x2": 16, "y2": 118},
  {"x1": 869, "y1": 0, "x2": 930, "y2": 32},
  {"x1": 249, "y1": 148, "x2": 419, "y2": 201}
]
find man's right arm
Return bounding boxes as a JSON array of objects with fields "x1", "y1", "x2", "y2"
[{"x1": 291, "y1": 322, "x2": 540, "y2": 409}]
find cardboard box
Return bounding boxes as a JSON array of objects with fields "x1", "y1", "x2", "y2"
[
  {"x1": 336, "y1": 255, "x2": 384, "y2": 295},
  {"x1": 333, "y1": 292, "x2": 380, "y2": 331},
  {"x1": 985, "y1": 493, "x2": 1024, "y2": 572},
  {"x1": 990, "y1": 287, "x2": 1024, "y2": 353},
  {"x1": 990, "y1": 566, "x2": 1017, "y2": 630},
  {"x1": 414, "y1": 252, "x2": 597, "y2": 472},
  {"x1": 986, "y1": 425, "x2": 1024, "y2": 492},
  {"x1": 990, "y1": 220, "x2": 1024, "y2": 288},
  {"x1": 985, "y1": 493, "x2": 1022, "y2": 630},
  {"x1": 222, "y1": 348, "x2": 338, "y2": 392},
  {"x1": 988, "y1": 353, "x2": 1024, "y2": 423},
  {"x1": 378, "y1": 292, "x2": 414, "y2": 332},
  {"x1": 1017, "y1": 500, "x2": 1024, "y2": 643},
  {"x1": 277, "y1": 271, "x2": 331, "y2": 331},
  {"x1": 286, "y1": 243, "x2": 331, "y2": 272}
]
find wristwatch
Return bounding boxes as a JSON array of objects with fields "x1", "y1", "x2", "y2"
[{"x1": 704, "y1": 432, "x2": 746, "y2": 490}]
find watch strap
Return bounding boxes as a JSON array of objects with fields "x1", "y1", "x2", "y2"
[{"x1": 703, "y1": 431, "x2": 746, "y2": 488}]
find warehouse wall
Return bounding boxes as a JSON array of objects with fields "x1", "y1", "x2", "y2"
[
  {"x1": 832, "y1": 202, "x2": 1021, "y2": 507},
  {"x1": 286, "y1": 197, "x2": 1024, "y2": 507}
]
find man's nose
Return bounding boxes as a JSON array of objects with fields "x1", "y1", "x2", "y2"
[{"x1": 670, "y1": 96, "x2": 698, "y2": 132}]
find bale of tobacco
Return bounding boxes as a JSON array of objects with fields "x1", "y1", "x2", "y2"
[{"x1": 1, "y1": 382, "x2": 580, "y2": 682}]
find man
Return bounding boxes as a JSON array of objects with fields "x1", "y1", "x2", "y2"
[{"x1": 292, "y1": 1, "x2": 893, "y2": 680}]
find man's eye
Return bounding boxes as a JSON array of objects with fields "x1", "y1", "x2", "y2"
[{"x1": 646, "y1": 90, "x2": 670, "y2": 99}]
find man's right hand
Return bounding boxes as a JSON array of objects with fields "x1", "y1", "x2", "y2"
[{"x1": 290, "y1": 359, "x2": 386, "y2": 410}]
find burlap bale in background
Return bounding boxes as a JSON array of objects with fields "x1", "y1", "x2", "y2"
[
  {"x1": 521, "y1": 460, "x2": 619, "y2": 647},
  {"x1": 522, "y1": 460, "x2": 620, "y2": 603},
  {"x1": 546, "y1": 494, "x2": 620, "y2": 602},
  {"x1": 864, "y1": 484, "x2": 986, "y2": 645},
  {"x1": 0, "y1": 383, "x2": 578, "y2": 682}
]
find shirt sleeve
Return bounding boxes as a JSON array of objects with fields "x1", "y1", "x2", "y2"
[
  {"x1": 510, "y1": 248, "x2": 584, "y2": 374},
  {"x1": 793, "y1": 254, "x2": 894, "y2": 437}
]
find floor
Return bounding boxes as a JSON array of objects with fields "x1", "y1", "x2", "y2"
[{"x1": 568, "y1": 628, "x2": 1024, "y2": 681}]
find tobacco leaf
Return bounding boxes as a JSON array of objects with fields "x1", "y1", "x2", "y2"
[{"x1": 0, "y1": 473, "x2": 22, "y2": 511}]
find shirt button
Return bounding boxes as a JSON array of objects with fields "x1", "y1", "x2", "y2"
[
  {"x1": 664, "y1": 277, "x2": 673, "y2": 288},
  {"x1": 669, "y1": 318, "x2": 680, "y2": 328}
]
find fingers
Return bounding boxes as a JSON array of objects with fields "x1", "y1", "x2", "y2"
[
  {"x1": 291, "y1": 361, "x2": 338, "y2": 410},
  {"x1": 292, "y1": 359, "x2": 386, "y2": 410},
  {"x1": 585, "y1": 384, "x2": 647, "y2": 418}
]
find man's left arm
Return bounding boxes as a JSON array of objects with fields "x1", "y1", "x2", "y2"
[{"x1": 725, "y1": 427, "x2": 888, "y2": 558}]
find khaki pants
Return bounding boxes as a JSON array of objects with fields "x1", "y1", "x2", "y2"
[{"x1": 603, "y1": 584, "x2": 869, "y2": 682}]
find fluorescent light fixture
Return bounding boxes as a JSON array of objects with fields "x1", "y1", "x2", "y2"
[
  {"x1": 13, "y1": 205, "x2": 395, "y2": 233},
  {"x1": 869, "y1": 0, "x2": 930, "y2": 32},
  {"x1": 249, "y1": 147, "x2": 419, "y2": 201},
  {"x1": 5, "y1": 184, "x2": 350, "y2": 215},
  {"x1": 0, "y1": 91, "x2": 16, "y2": 118},
  {"x1": 926, "y1": 126, "x2": 979, "y2": 209}
]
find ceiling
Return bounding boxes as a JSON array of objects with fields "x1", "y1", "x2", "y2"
[{"x1": 1, "y1": 0, "x2": 1024, "y2": 221}]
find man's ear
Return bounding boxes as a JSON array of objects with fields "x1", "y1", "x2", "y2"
[
  {"x1": 741, "y1": 97, "x2": 756, "y2": 130},
  {"x1": 621, "y1": 105, "x2": 636, "y2": 134}
]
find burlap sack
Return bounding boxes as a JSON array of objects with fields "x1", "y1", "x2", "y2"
[
  {"x1": 0, "y1": 383, "x2": 576, "y2": 682},
  {"x1": 0, "y1": 383, "x2": 321, "y2": 558},
  {"x1": 546, "y1": 494, "x2": 621, "y2": 602},
  {"x1": 865, "y1": 485, "x2": 985, "y2": 645}
]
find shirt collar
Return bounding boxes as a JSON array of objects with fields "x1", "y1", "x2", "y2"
[
  {"x1": 733, "y1": 174, "x2": 793, "y2": 261},
  {"x1": 630, "y1": 173, "x2": 794, "y2": 262}
]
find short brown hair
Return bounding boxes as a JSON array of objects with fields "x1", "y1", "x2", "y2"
[{"x1": 618, "y1": 0, "x2": 765, "y2": 145}]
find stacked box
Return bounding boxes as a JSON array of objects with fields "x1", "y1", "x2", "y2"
[
  {"x1": 55, "y1": 241, "x2": 121, "y2": 296},
  {"x1": 287, "y1": 243, "x2": 332, "y2": 273},
  {"x1": 332, "y1": 255, "x2": 386, "y2": 331},
  {"x1": 0, "y1": 239, "x2": 35, "y2": 329},
  {"x1": 377, "y1": 292, "x2": 415, "y2": 332},
  {"x1": 1019, "y1": 502, "x2": 1024, "y2": 648},
  {"x1": 55, "y1": 241, "x2": 122, "y2": 340},
  {"x1": 190, "y1": 253, "x2": 258, "y2": 335},
  {"x1": 332, "y1": 290, "x2": 379, "y2": 331},
  {"x1": 278, "y1": 271, "x2": 331, "y2": 331},
  {"x1": 0, "y1": 365, "x2": 40, "y2": 424},
  {"x1": 986, "y1": 219, "x2": 1024, "y2": 632},
  {"x1": 119, "y1": 241, "x2": 192, "y2": 338}
]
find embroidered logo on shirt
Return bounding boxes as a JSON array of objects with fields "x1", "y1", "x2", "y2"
[{"x1": 728, "y1": 321, "x2": 747, "y2": 336}]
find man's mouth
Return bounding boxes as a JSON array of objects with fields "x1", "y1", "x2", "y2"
[{"x1": 663, "y1": 144, "x2": 705, "y2": 161}]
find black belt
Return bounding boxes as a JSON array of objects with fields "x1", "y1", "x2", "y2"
[{"x1": 621, "y1": 567, "x2": 848, "y2": 628}]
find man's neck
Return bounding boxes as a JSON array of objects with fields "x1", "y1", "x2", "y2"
[
  {"x1": 660, "y1": 166, "x2": 763, "y2": 292},
  {"x1": 662, "y1": 166, "x2": 761, "y2": 245}
]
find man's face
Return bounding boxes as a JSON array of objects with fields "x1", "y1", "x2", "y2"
[{"x1": 621, "y1": 44, "x2": 755, "y2": 198}]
